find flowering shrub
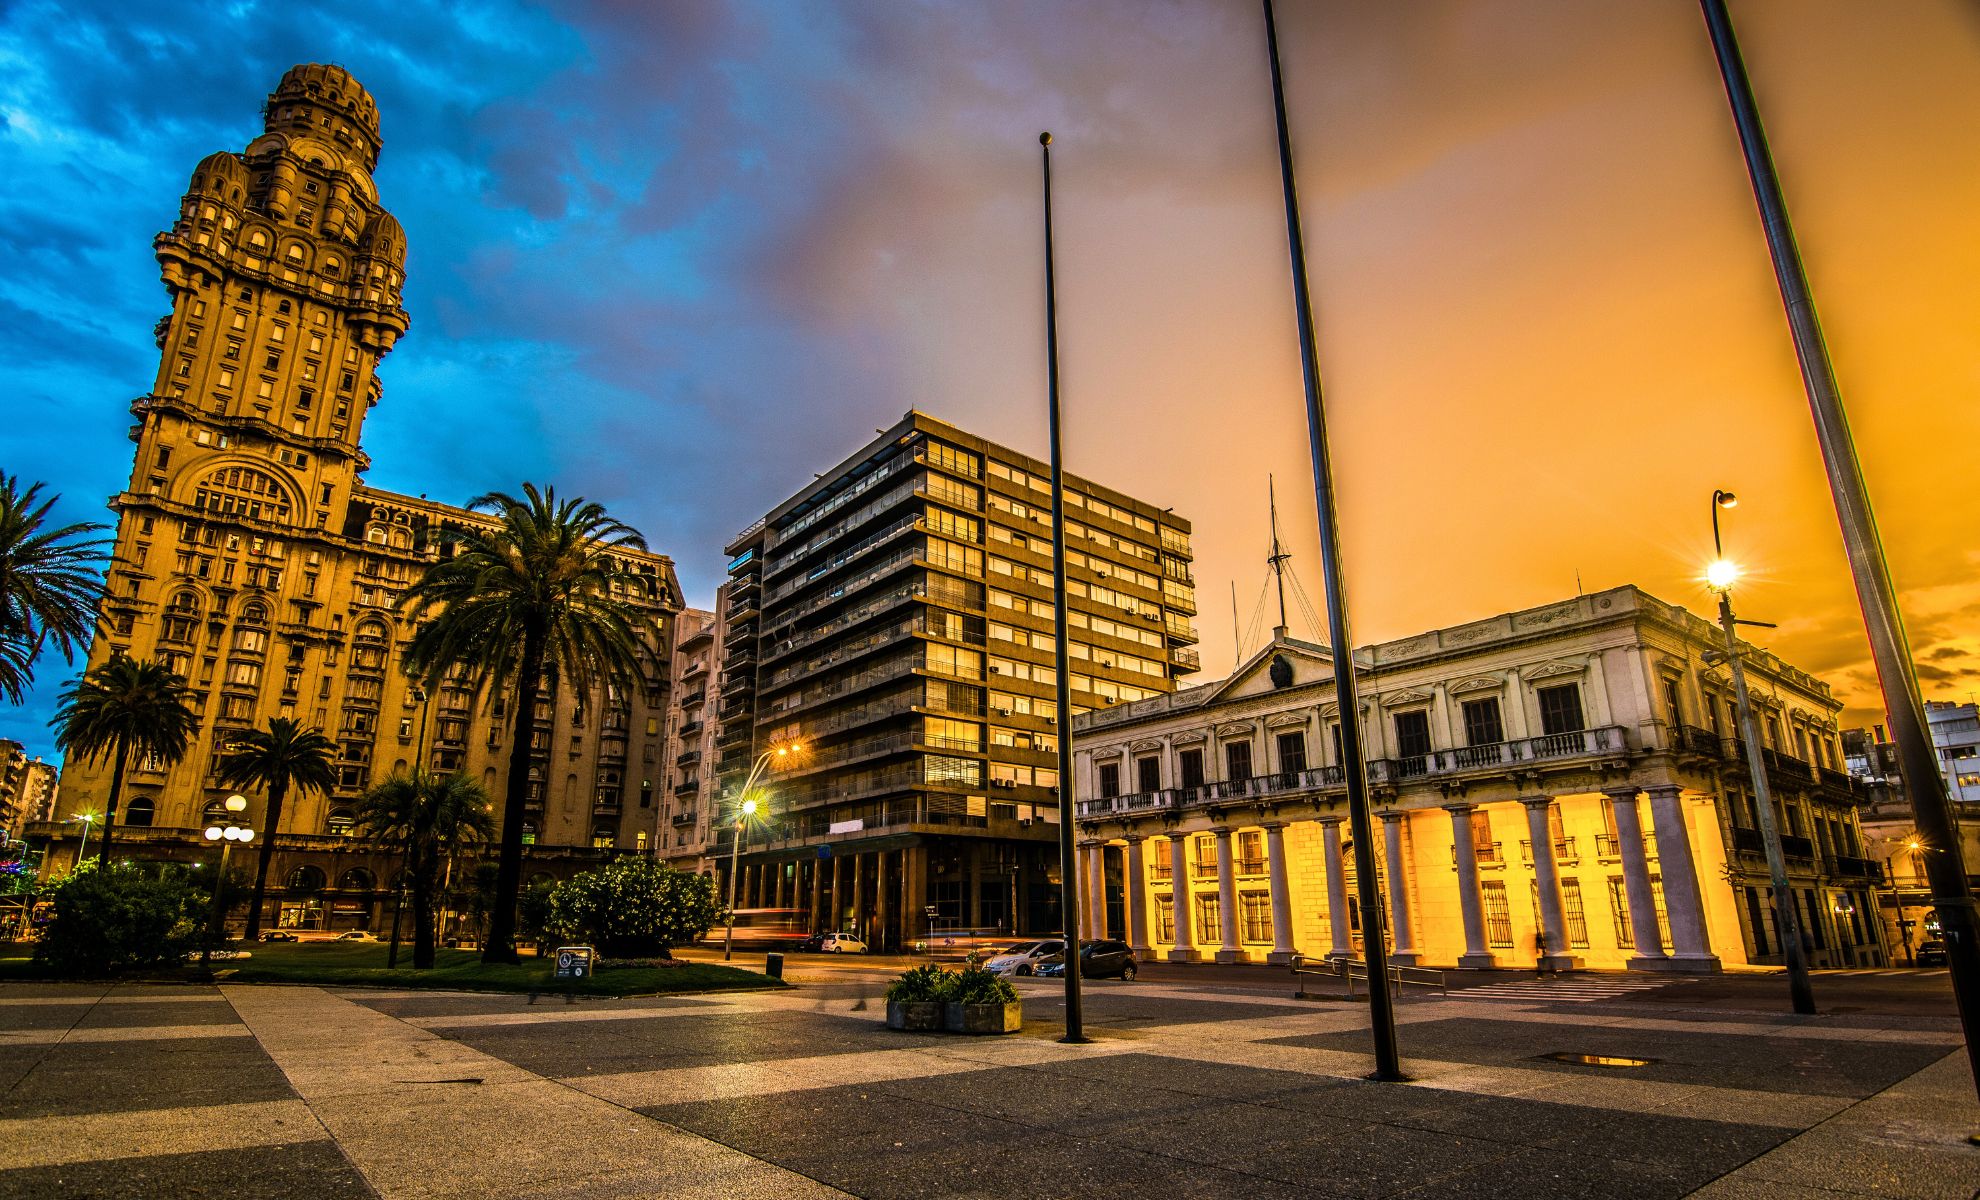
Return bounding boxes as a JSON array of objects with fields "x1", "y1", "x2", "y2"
[{"x1": 544, "y1": 859, "x2": 721, "y2": 957}]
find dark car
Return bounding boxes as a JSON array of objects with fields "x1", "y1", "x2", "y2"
[
  {"x1": 259, "y1": 930, "x2": 298, "y2": 942},
  {"x1": 1036, "y1": 939, "x2": 1138, "y2": 981},
  {"x1": 1916, "y1": 939, "x2": 1948, "y2": 966},
  {"x1": 796, "y1": 933, "x2": 827, "y2": 953}
]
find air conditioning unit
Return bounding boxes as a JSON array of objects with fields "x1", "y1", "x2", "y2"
[
  {"x1": 989, "y1": 665, "x2": 1002, "y2": 674},
  {"x1": 1045, "y1": 716, "x2": 1056, "y2": 725},
  {"x1": 993, "y1": 707, "x2": 1012, "y2": 716}
]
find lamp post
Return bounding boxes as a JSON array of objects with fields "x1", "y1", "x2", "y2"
[
  {"x1": 721, "y1": 742, "x2": 802, "y2": 961},
  {"x1": 200, "y1": 794, "x2": 255, "y2": 973},
  {"x1": 71, "y1": 813, "x2": 98, "y2": 867},
  {"x1": 387, "y1": 684, "x2": 432, "y2": 970},
  {"x1": 1706, "y1": 490, "x2": 1815, "y2": 1014}
]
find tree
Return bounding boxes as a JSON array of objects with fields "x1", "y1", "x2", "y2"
[
  {"x1": 355, "y1": 771, "x2": 493, "y2": 968},
  {"x1": 0, "y1": 474, "x2": 109, "y2": 703},
  {"x1": 401, "y1": 483, "x2": 653, "y2": 964},
  {"x1": 217, "y1": 717, "x2": 336, "y2": 939},
  {"x1": 51, "y1": 656, "x2": 196, "y2": 865},
  {"x1": 545, "y1": 858, "x2": 722, "y2": 957}
]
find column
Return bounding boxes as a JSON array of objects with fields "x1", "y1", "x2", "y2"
[
  {"x1": 1446, "y1": 804, "x2": 1495, "y2": 969},
  {"x1": 1523, "y1": 797, "x2": 1581, "y2": 971},
  {"x1": 829, "y1": 854, "x2": 844, "y2": 933},
  {"x1": 1166, "y1": 831, "x2": 1197, "y2": 961},
  {"x1": 1646, "y1": 784, "x2": 1721, "y2": 970},
  {"x1": 1091, "y1": 842, "x2": 1112, "y2": 940},
  {"x1": 1381, "y1": 811, "x2": 1420, "y2": 966},
  {"x1": 851, "y1": 852, "x2": 867, "y2": 943},
  {"x1": 1607, "y1": 788, "x2": 1671, "y2": 970},
  {"x1": 1214, "y1": 827, "x2": 1243, "y2": 962},
  {"x1": 1320, "y1": 816, "x2": 1351, "y2": 958},
  {"x1": 1124, "y1": 835, "x2": 1151, "y2": 955},
  {"x1": 873, "y1": 849, "x2": 893, "y2": 952},
  {"x1": 809, "y1": 856, "x2": 825, "y2": 933},
  {"x1": 1264, "y1": 822, "x2": 1297, "y2": 965}
]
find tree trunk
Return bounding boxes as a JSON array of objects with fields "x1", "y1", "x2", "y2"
[
  {"x1": 97, "y1": 736, "x2": 129, "y2": 867},
  {"x1": 484, "y1": 623, "x2": 546, "y2": 964},
  {"x1": 412, "y1": 844, "x2": 438, "y2": 969},
  {"x1": 244, "y1": 777, "x2": 289, "y2": 940}
]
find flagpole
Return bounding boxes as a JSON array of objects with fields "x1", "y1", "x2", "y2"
[
  {"x1": 1260, "y1": 0, "x2": 1402, "y2": 1081},
  {"x1": 1039, "y1": 131, "x2": 1089, "y2": 1045},
  {"x1": 1699, "y1": 0, "x2": 1980, "y2": 1099}
]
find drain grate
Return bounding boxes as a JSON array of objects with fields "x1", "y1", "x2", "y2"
[{"x1": 1536, "y1": 1052, "x2": 1655, "y2": 1068}]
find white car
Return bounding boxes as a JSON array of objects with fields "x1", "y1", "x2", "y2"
[
  {"x1": 983, "y1": 939, "x2": 1066, "y2": 977},
  {"x1": 819, "y1": 932, "x2": 867, "y2": 954}
]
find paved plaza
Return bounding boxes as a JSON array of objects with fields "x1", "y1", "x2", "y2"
[{"x1": 2, "y1": 967, "x2": 1978, "y2": 1199}]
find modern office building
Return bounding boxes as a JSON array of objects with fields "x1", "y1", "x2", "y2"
[
  {"x1": 716, "y1": 412, "x2": 1199, "y2": 950},
  {"x1": 1072, "y1": 585, "x2": 1886, "y2": 972},
  {"x1": 34, "y1": 65, "x2": 683, "y2": 929},
  {"x1": 1848, "y1": 700, "x2": 1980, "y2": 958}
]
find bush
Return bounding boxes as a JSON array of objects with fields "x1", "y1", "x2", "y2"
[
  {"x1": 517, "y1": 877, "x2": 559, "y2": 951},
  {"x1": 35, "y1": 863, "x2": 206, "y2": 977},
  {"x1": 545, "y1": 858, "x2": 721, "y2": 957},
  {"x1": 947, "y1": 964, "x2": 1018, "y2": 1005},
  {"x1": 886, "y1": 963, "x2": 950, "y2": 1003}
]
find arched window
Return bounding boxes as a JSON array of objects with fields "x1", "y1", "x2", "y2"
[
  {"x1": 202, "y1": 799, "x2": 230, "y2": 823},
  {"x1": 240, "y1": 601, "x2": 268, "y2": 625},
  {"x1": 591, "y1": 826, "x2": 615, "y2": 849},
  {"x1": 193, "y1": 465, "x2": 293, "y2": 524},
  {"x1": 286, "y1": 864, "x2": 326, "y2": 892},
  {"x1": 123, "y1": 797, "x2": 156, "y2": 827},
  {"x1": 338, "y1": 868, "x2": 374, "y2": 891},
  {"x1": 326, "y1": 808, "x2": 355, "y2": 836}
]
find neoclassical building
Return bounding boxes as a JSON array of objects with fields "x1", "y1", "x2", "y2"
[
  {"x1": 36, "y1": 66, "x2": 683, "y2": 930},
  {"x1": 1072, "y1": 586, "x2": 1886, "y2": 972}
]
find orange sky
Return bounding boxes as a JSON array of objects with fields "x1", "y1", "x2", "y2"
[{"x1": 771, "y1": 0, "x2": 1980, "y2": 727}]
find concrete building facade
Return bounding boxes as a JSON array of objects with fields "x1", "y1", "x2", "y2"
[
  {"x1": 716, "y1": 413, "x2": 1199, "y2": 950},
  {"x1": 1848, "y1": 701, "x2": 1980, "y2": 959},
  {"x1": 1072, "y1": 586, "x2": 1885, "y2": 972},
  {"x1": 658, "y1": 598, "x2": 726, "y2": 872},
  {"x1": 35, "y1": 65, "x2": 683, "y2": 930}
]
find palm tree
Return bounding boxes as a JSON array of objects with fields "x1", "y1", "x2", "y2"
[
  {"x1": 402, "y1": 483, "x2": 652, "y2": 963},
  {"x1": 217, "y1": 717, "x2": 336, "y2": 939},
  {"x1": 0, "y1": 474, "x2": 109, "y2": 703},
  {"x1": 356, "y1": 772, "x2": 493, "y2": 968},
  {"x1": 50, "y1": 656, "x2": 196, "y2": 865}
]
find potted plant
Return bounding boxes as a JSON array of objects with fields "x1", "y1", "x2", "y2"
[
  {"x1": 885, "y1": 964, "x2": 948, "y2": 1031},
  {"x1": 942, "y1": 963, "x2": 1021, "y2": 1034}
]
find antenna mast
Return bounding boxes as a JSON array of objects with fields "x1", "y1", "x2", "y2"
[{"x1": 1268, "y1": 476, "x2": 1292, "y2": 640}]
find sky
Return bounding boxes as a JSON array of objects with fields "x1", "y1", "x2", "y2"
[{"x1": 2, "y1": 0, "x2": 1977, "y2": 761}]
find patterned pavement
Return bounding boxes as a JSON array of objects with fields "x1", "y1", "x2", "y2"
[{"x1": 3, "y1": 974, "x2": 1978, "y2": 1198}]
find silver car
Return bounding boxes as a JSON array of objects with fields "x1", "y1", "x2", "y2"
[{"x1": 983, "y1": 939, "x2": 1066, "y2": 977}]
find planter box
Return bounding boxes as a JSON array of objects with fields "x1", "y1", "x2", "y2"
[
  {"x1": 885, "y1": 1000, "x2": 943, "y2": 1031},
  {"x1": 943, "y1": 999, "x2": 1022, "y2": 1035}
]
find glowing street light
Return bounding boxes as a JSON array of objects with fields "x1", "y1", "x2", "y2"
[
  {"x1": 201, "y1": 795, "x2": 255, "y2": 973},
  {"x1": 70, "y1": 813, "x2": 99, "y2": 864},
  {"x1": 722, "y1": 742, "x2": 804, "y2": 961}
]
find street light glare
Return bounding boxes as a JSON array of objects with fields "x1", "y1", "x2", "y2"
[
  {"x1": 1706, "y1": 559, "x2": 1739, "y2": 591},
  {"x1": 204, "y1": 826, "x2": 223, "y2": 841},
  {"x1": 742, "y1": 798, "x2": 758, "y2": 816},
  {"x1": 225, "y1": 794, "x2": 249, "y2": 813}
]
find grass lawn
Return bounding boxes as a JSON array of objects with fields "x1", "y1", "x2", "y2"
[{"x1": 0, "y1": 940, "x2": 784, "y2": 997}]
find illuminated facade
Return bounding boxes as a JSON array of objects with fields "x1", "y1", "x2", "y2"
[
  {"x1": 1074, "y1": 586, "x2": 1887, "y2": 972},
  {"x1": 40, "y1": 66, "x2": 682, "y2": 928}
]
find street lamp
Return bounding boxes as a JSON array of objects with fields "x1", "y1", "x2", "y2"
[
  {"x1": 722, "y1": 741, "x2": 804, "y2": 961},
  {"x1": 1706, "y1": 490, "x2": 1815, "y2": 1014},
  {"x1": 201, "y1": 795, "x2": 255, "y2": 972},
  {"x1": 70, "y1": 813, "x2": 98, "y2": 866}
]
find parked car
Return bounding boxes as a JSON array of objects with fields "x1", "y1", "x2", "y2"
[
  {"x1": 1916, "y1": 939, "x2": 1948, "y2": 966},
  {"x1": 819, "y1": 932, "x2": 867, "y2": 954},
  {"x1": 796, "y1": 933, "x2": 827, "y2": 953},
  {"x1": 983, "y1": 939, "x2": 1066, "y2": 977},
  {"x1": 1036, "y1": 939, "x2": 1138, "y2": 981},
  {"x1": 259, "y1": 931, "x2": 298, "y2": 943},
  {"x1": 335, "y1": 931, "x2": 377, "y2": 942}
]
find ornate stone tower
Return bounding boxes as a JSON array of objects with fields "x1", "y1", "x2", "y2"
[{"x1": 59, "y1": 67, "x2": 683, "y2": 927}]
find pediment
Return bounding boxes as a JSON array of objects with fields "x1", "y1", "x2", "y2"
[
  {"x1": 1091, "y1": 745, "x2": 1124, "y2": 761},
  {"x1": 1522, "y1": 659, "x2": 1587, "y2": 682},
  {"x1": 1170, "y1": 729, "x2": 1208, "y2": 746},
  {"x1": 1201, "y1": 638, "x2": 1335, "y2": 705},
  {"x1": 1378, "y1": 688, "x2": 1435, "y2": 708},
  {"x1": 1215, "y1": 721, "x2": 1257, "y2": 740},
  {"x1": 1265, "y1": 711, "x2": 1311, "y2": 730},
  {"x1": 1448, "y1": 675, "x2": 1504, "y2": 696},
  {"x1": 1129, "y1": 738, "x2": 1164, "y2": 754}
]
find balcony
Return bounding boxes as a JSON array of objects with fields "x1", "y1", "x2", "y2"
[
  {"x1": 1831, "y1": 855, "x2": 1879, "y2": 879},
  {"x1": 674, "y1": 778, "x2": 700, "y2": 797},
  {"x1": 1519, "y1": 836, "x2": 1579, "y2": 865},
  {"x1": 676, "y1": 748, "x2": 702, "y2": 768},
  {"x1": 1780, "y1": 834, "x2": 1815, "y2": 860},
  {"x1": 1169, "y1": 646, "x2": 1201, "y2": 672},
  {"x1": 1449, "y1": 841, "x2": 1505, "y2": 867},
  {"x1": 678, "y1": 719, "x2": 703, "y2": 738},
  {"x1": 672, "y1": 810, "x2": 697, "y2": 827}
]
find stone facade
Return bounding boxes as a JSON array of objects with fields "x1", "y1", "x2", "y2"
[
  {"x1": 657, "y1": 596, "x2": 727, "y2": 872},
  {"x1": 1073, "y1": 586, "x2": 1887, "y2": 972},
  {"x1": 35, "y1": 66, "x2": 682, "y2": 931}
]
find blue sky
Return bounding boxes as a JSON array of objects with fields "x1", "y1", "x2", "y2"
[{"x1": 5, "y1": 1, "x2": 1978, "y2": 759}]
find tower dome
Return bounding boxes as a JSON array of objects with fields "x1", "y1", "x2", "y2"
[
  {"x1": 264, "y1": 64, "x2": 383, "y2": 171},
  {"x1": 187, "y1": 151, "x2": 249, "y2": 206},
  {"x1": 357, "y1": 211, "x2": 407, "y2": 266}
]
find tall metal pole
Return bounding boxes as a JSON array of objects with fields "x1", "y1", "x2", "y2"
[
  {"x1": 1261, "y1": 0, "x2": 1401, "y2": 1080},
  {"x1": 1039, "y1": 131, "x2": 1088, "y2": 1045},
  {"x1": 1699, "y1": 0, "x2": 1980, "y2": 1090},
  {"x1": 1716, "y1": 589, "x2": 1816, "y2": 1013},
  {"x1": 722, "y1": 749, "x2": 773, "y2": 962}
]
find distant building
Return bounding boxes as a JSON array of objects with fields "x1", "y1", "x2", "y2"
[
  {"x1": 1072, "y1": 586, "x2": 1886, "y2": 972},
  {"x1": 1846, "y1": 701, "x2": 1980, "y2": 959},
  {"x1": 17, "y1": 759, "x2": 59, "y2": 831},
  {"x1": 658, "y1": 596, "x2": 727, "y2": 872},
  {"x1": 35, "y1": 65, "x2": 683, "y2": 930},
  {"x1": 716, "y1": 412, "x2": 1199, "y2": 950},
  {"x1": 0, "y1": 743, "x2": 27, "y2": 838}
]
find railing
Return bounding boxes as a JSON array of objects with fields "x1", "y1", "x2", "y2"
[
  {"x1": 1449, "y1": 841, "x2": 1504, "y2": 866},
  {"x1": 1519, "y1": 836, "x2": 1578, "y2": 865},
  {"x1": 1169, "y1": 646, "x2": 1201, "y2": 672},
  {"x1": 1595, "y1": 834, "x2": 1619, "y2": 859},
  {"x1": 1831, "y1": 855, "x2": 1878, "y2": 879},
  {"x1": 1290, "y1": 953, "x2": 1447, "y2": 1000},
  {"x1": 1780, "y1": 834, "x2": 1815, "y2": 860},
  {"x1": 1731, "y1": 826, "x2": 1764, "y2": 854}
]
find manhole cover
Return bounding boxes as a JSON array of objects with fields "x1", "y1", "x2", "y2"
[{"x1": 1536, "y1": 1052, "x2": 1655, "y2": 1068}]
